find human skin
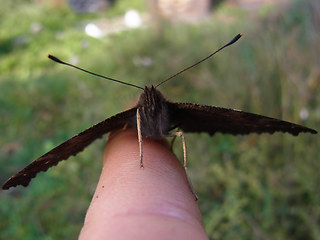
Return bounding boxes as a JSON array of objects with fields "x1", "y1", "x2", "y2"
[{"x1": 79, "y1": 129, "x2": 208, "y2": 240}]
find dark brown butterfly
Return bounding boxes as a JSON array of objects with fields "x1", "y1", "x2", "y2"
[{"x1": 2, "y1": 34, "x2": 317, "y2": 190}]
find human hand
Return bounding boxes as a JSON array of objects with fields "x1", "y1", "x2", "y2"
[{"x1": 79, "y1": 129, "x2": 208, "y2": 239}]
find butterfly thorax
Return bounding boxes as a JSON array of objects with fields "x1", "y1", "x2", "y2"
[{"x1": 135, "y1": 86, "x2": 171, "y2": 138}]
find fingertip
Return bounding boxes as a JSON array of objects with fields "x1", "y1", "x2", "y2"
[{"x1": 81, "y1": 129, "x2": 207, "y2": 239}]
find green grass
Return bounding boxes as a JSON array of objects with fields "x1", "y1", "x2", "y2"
[{"x1": 0, "y1": 0, "x2": 319, "y2": 239}]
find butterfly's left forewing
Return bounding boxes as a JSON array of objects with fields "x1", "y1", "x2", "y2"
[
  {"x1": 168, "y1": 102, "x2": 317, "y2": 136},
  {"x1": 2, "y1": 107, "x2": 137, "y2": 190}
]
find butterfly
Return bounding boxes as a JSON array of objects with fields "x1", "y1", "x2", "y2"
[{"x1": 2, "y1": 33, "x2": 317, "y2": 190}]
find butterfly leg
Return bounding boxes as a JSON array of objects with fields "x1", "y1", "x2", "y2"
[
  {"x1": 170, "y1": 131, "x2": 198, "y2": 200},
  {"x1": 136, "y1": 108, "x2": 144, "y2": 168}
]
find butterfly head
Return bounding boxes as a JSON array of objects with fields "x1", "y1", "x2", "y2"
[
  {"x1": 136, "y1": 86, "x2": 170, "y2": 137},
  {"x1": 138, "y1": 86, "x2": 166, "y2": 111}
]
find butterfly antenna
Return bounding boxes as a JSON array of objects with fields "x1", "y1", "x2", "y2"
[
  {"x1": 47, "y1": 55, "x2": 144, "y2": 90},
  {"x1": 155, "y1": 33, "x2": 243, "y2": 88}
]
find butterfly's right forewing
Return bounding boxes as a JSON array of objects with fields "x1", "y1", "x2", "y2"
[{"x1": 2, "y1": 107, "x2": 137, "y2": 190}]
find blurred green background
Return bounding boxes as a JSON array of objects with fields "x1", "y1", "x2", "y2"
[{"x1": 0, "y1": 0, "x2": 319, "y2": 239}]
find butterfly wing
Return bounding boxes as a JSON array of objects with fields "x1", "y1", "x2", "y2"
[
  {"x1": 168, "y1": 103, "x2": 317, "y2": 135},
  {"x1": 2, "y1": 107, "x2": 137, "y2": 190}
]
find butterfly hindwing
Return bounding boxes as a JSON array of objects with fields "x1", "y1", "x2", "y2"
[
  {"x1": 168, "y1": 102, "x2": 317, "y2": 136},
  {"x1": 2, "y1": 107, "x2": 137, "y2": 190}
]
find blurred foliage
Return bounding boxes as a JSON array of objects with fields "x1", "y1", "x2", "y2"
[{"x1": 0, "y1": 0, "x2": 319, "y2": 239}]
